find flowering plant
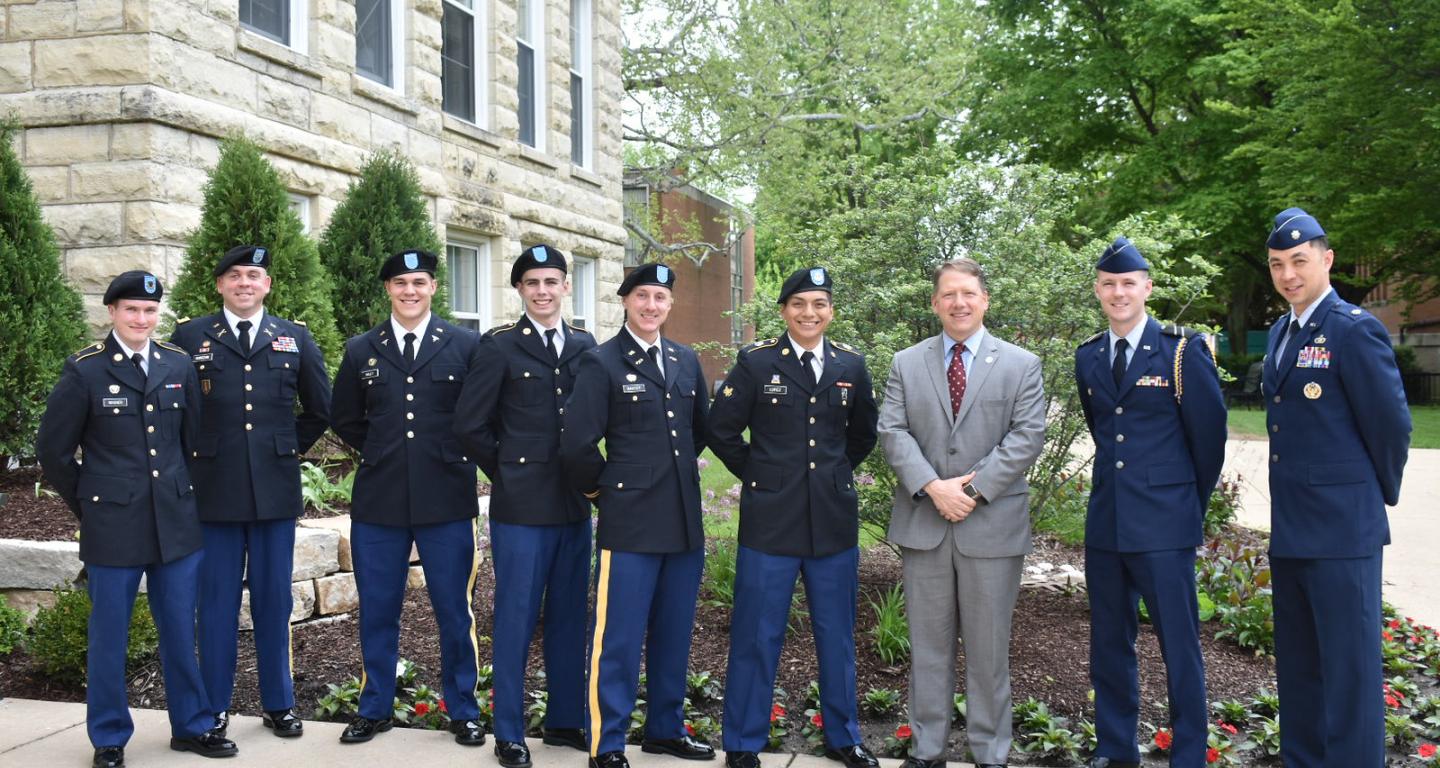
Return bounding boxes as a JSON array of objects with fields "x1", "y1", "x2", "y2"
[
  {"x1": 799, "y1": 708, "x2": 825, "y2": 753},
  {"x1": 1417, "y1": 743, "x2": 1438, "y2": 765},
  {"x1": 882, "y1": 724, "x2": 913, "y2": 757},
  {"x1": 767, "y1": 703, "x2": 789, "y2": 750}
]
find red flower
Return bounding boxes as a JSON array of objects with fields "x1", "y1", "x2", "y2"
[
  {"x1": 439, "y1": 699, "x2": 448, "y2": 713},
  {"x1": 1390, "y1": 618, "x2": 1402, "y2": 629},
  {"x1": 1382, "y1": 630, "x2": 1394, "y2": 642},
  {"x1": 1386, "y1": 694, "x2": 1401, "y2": 708},
  {"x1": 1219, "y1": 722, "x2": 1238, "y2": 735},
  {"x1": 771, "y1": 704, "x2": 785, "y2": 723},
  {"x1": 488, "y1": 700, "x2": 495, "y2": 712},
  {"x1": 1418, "y1": 743, "x2": 1437, "y2": 758},
  {"x1": 895, "y1": 725, "x2": 913, "y2": 739},
  {"x1": 1206, "y1": 747, "x2": 1220, "y2": 763},
  {"x1": 685, "y1": 723, "x2": 696, "y2": 736},
  {"x1": 415, "y1": 702, "x2": 430, "y2": 716},
  {"x1": 1154, "y1": 730, "x2": 1173, "y2": 750},
  {"x1": 810, "y1": 713, "x2": 824, "y2": 728}
]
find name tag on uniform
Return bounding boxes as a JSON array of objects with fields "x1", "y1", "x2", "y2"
[
  {"x1": 763, "y1": 384, "x2": 788, "y2": 395},
  {"x1": 102, "y1": 397, "x2": 128, "y2": 408},
  {"x1": 191, "y1": 353, "x2": 213, "y2": 362},
  {"x1": 272, "y1": 336, "x2": 299, "y2": 353},
  {"x1": 360, "y1": 368, "x2": 381, "y2": 380},
  {"x1": 622, "y1": 383, "x2": 647, "y2": 394},
  {"x1": 1136, "y1": 376, "x2": 1170, "y2": 387},
  {"x1": 1296, "y1": 346, "x2": 1331, "y2": 369}
]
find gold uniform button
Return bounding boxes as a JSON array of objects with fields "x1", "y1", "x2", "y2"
[
  {"x1": 245, "y1": 384, "x2": 253, "y2": 391},
  {"x1": 245, "y1": 423, "x2": 253, "y2": 430},
  {"x1": 245, "y1": 403, "x2": 253, "y2": 411},
  {"x1": 407, "y1": 393, "x2": 414, "y2": 401},
  {"x1": 407, "y1": 412, "x2": 415, "y2": 420},
  {"x1": 406, "y1": 430, "x2": 415, "y2": 439},
  {"x1": 1116, "y1": 434, "x2": 1125, "y2": 442},
  {"x1": 519, "y1": 457, "x2": 526, "y2": 464},
  {"x1": 151, "y1": 469, "x2": 159, "y2": 477},
  {"x1": 810, "y1": 396, "x2": 817, "y2": 404},
  {"x1": 147, "y1": 425, "x2": 155, "y2": 433},
  {"x1": 146, "y1": 404, "x2": 154, "y2": 412},
  {"x1": 407, "y1": 376, "x2": 415, "y2": 383},
  {"x1": 92, "y1": 496, "x2": 100, "y2": 502},
  {"x1": 1114, "y1": 406, "x2": 1124, "y2": 415},
  {"x1": 244, "y1": 364, "x2": 252, "y2": 372},
  {"x1": 1115, "y1": 461, "x2": 1124, "y2": 470},
  {"x1": 808, "y1": 462, "x2": 816, "y2": 470},
  {"x1": 809, "y1": 417, "x2": 815, "y2": 424},
  {"x1": 149, "y1": 449, "x2": 156, "y2": 456},
  {"x1": 616, "y1": 482, "x2": 624, "y2": 489}
]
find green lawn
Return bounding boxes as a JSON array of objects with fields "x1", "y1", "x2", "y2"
[{"x1": 1228, "y1": 404, "x2": 1440, "y2": 449}]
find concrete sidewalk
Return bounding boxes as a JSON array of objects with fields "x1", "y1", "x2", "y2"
[
  {"x1": 1224, "y1": 438, "x2": 1440, "y2": 628},
  {"x1": 0, "y1": 699, "x2": 1021, "y2": 768}
]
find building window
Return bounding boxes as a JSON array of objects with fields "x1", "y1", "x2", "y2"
[
  {"x1": 571, "y1": 255, "x2": 595, "y2": 330},
  {"x1": 241, "y1": 0, "x2": 307, "y2": 51},
  {"x1": 623, "y1": 186, "x2": 650, "y2": 267},
  {"x1": 516, "y1": 0, "x2": 544, "y2": 149},
  {"x1": 569, "y1": 0, "x2": 591, "y2": 166},
  {"x1": 287, "y1": 193, "x2": 312, "y2": 235},
  {"x1": 731, "y1": 240, "x2": 744, "y2": 344},
  {"x1": 448, "y1": 241, "x2": 492, "y2": 331},
  {"x1": 357, "y1": 0, "x2": 404, "y2": 90},
  {"x1": 442, "y1": 0, "x2": 483, "y2": 123}
]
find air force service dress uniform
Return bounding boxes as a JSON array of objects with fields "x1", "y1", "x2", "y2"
[
  {"x1": 330, "y1": 250, "x2": 485, "y2": 739},
  {"x1": 708, "y1": 268, "x2": 879, "y2": 758},
  {"x1": 36, "y1": 272, "x2": 228, "y2": 760},
  {"x1": 454, "y1": 244, "x2": 597, "y2": 753},
  {"x1": 1262, "y1": 210, "x2": 1411, "y2": 768},
  {"x1": 1075, "y1": 239, "x2": 1227, "y2": 768},
  {"x1": 559, "y1": 264, "x2": 712, "y2": 762}
]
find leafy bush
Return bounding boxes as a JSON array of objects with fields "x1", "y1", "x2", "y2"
[
  {"x1": 687, "y1": 669, "x2": 722, "y2": 706},
  {"x1": 314, "y1": 675, "x2": 362, "y2": 720},
  {"x1": 861, "y1": 686, "x2": 902, "y2": 717},
  {"x1": 702, "y1": 539, "x2": 738, "y2": 608},
  {"x1": 868, "y1": 584, "x2": 909, "y2": 665},
  {"x1": 1204, "y1": 474, "x2": 1242, "y2": 539},
  {"x1": 0, "y1": 593, "x2": 28, "y2": 655},
  {"x1": 300, "y1": 460, "x2": 356, "y2": 513},
  {"x1": 28, "y1": 589, "x2": 159, "y2": 686}
]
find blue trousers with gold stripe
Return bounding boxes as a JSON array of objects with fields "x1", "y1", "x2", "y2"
[
  {"x1": 198, "y1": 519, "x2": 296, "y2": 714},
  {"x1": 723, "y1": 545, "x2": 862, "y2": 752},
  {"x1": 87, "y1": 550, "x2": 214, "y2": 747},
  {"x1": 588, "y1": 547, "x2": 704, "y2": 756},
  {"x1": 490, "y1": 518, "x2": 591, "y2": 741},
  {"x1": 352, "y1": 518, "x2": 482, "y2": 721}
]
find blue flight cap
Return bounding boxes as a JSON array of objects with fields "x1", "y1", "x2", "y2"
[
  {"x1": 1095, "y1": 236, "x2": 1150, "y2": 273},
  {"x1": 1267, "y1": 207, "x2": 1327, "y2": 249}
]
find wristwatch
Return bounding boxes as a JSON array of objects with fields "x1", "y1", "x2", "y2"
[{"x1": 962, "y1": 483, "x2": 985, "y2": 504}]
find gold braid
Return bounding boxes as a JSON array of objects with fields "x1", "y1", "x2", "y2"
[{"x1": 1173, "y1": 337, "x2": 1189, "y2": 404}]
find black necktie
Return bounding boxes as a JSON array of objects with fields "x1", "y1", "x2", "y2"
[
  {"x1": 130, "y1": 352, "x2": 145, "y2": 378},
  {"x1": 1112, "y1": 338, "x2": 1129, "y2": 388},
  {"x1": 800, "y1": 350, "x2": 818, "y2": 386},
  {"x1": 237, "y1": 320, "x2": 252, "y2": 354},
  {"x1": 403, "y1": 332, "x2": 416, "y2": 365},
  {"x1": 647, "y1": 345, "x2": 662, "y2": 378},
  {"x1": 1283, "y1": 319, "x2": 1302, "y2": 366},
  {"x1": 545, "y1": 328, "x2": 560, "y2": 361}
]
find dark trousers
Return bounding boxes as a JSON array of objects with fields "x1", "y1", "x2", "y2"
[
  {"x1": 587, "y1": 547, "x2": 704, "y2": 756},
  {"x1": 1272, "y1": 553, "x2": 1384, "y2": 768},
  {"x1": 86, "y1": 550, "x2": 213, "y2": 747},
  {"x1": 1086, "y1": 547, "x2": 1206, "y2": 767},
  {"x1": 489, "y1": 518, "x2": 591, "y2": 741},
  {"x1": 722, "y1": 545, "x2": 861, "y2": 752},
  {"x1": 198, "y1": 519, "x2": 297, "y2": 714},
  {"x1": 352, "y1": 518, "x2": 481, "y2": 721}
]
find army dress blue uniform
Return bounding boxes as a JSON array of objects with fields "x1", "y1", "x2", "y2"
[
  {"x1": 36, "y1": 274, "x2": 220, "y2": 758},
  {"x1": 560, "y1": 325, "x2": 710, "y2": 759},
  {"x1": 709, "y1": 329, "x2": 878, "y2": 756},
  {"x1": 172, "y1": 304, "x2": 329, "y2": 725},
  {"x1": 330, "y1": 314, "x2": 485, "y2": 728},
  {"x1": 1076, "y1": 314, "x2": 1226, "y2": 768},
  {"x1": 454, "y1": 312, "x2": 596, "y2": 747}
]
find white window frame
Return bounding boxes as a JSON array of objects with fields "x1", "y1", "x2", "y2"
[
  {"x1": 241, "y1": 0, "x2": 308, "y2": 54},
  {"x1": 568, "y1": 0, "x2": 592, "y2": 167},
  {"x1": 356, "y1": 0, "x2": 406, "y2": 93},
  {"x1": 447, "y1": 240, "x2": 493, "y2": 331},
  {"x1": 441, "y1": 0, "x2": 487, "y2": 126},
  {"x1": 571, "y1": 254, "x2": 595, "y2": 330},
  {"x1": 287, "y1": 193, "x2": 312, "y2": 235},
  {"x1": 516, "y1": 0, "x2": 546, "y2": 151}
]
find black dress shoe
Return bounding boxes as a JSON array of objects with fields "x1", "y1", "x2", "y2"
[
  {"x1": 93, "y1": 746, "x2": 124, "y2": 768},
  {"x1": 212, "y1": 711, "x2": 229, "y2": 739},
  {"x1": 642, "y1": 735, "x2": 717, "y2": 760},
  {"x1": 450, "y1": 718, "x2": 487, "y2": 746},
  {"x1": 262, "y1": 708, "x2": 304, "y2": 737},
  {"x1": 543, "y1": 727, "x2": 587, "y2": 751},
  {"x1": 1086, "y1": 759, "x2": 1139, "y2": 768},
  {"x1": 725, "y1": 751, "x2": 761, "y2": 768},
  {"x1": 901, "y1": 757, "x2": 943, "y2": 768},
  {"x1": 495, "y1": 739, "x2": 533, "y2": 768},
  {"x1": 169, "y1": 729, "x2": 238, "y2": 758},
  {"x1": 825, "y1": 745, "x2": 880, "y2": 768},
  {"x1": 339, "y1": 716, "x2": 392, "y2": 743},
  {"x1": 590, "y1": 751, "x2": 631, "y2": 768}
]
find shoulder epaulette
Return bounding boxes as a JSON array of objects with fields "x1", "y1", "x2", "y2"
[
  {"x1": 155, "y1": 340, "x2": 187, "y2": 354},
  {"x1": 73, "y1": 342, "x2": 106, "y2": 361},
  {"x1": 569, "y1": 324, "x2": 590, "y2": 335},
  {"x1": 1078, "y1": 329, "x2": 1106, "y2": 348},
  {"x1": 1160, "y1": 323, "x2": 1198, "y2": 339},
  {"x1": 176, "y1": 316, "x2": 192, "y2": 325},
  {"x1": 831, "y1": 341, "x2": 861, "y2": 355},
  {"x1": 489, "y1": 322, "x2": 518, "y2": 335},
  {"x1": 294, "y1": 319, "x2": 307, "y2": 327},
  {"x1": 741, "y1": 337, "x2": 779, "y2": 354}
]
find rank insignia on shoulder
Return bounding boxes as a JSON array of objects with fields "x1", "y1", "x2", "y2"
[
  {"x1": 1351, "y1": 309, "x2": 1362, "y2": 315},
  {"x1": 294, "y1": 320, "x2": 307, "y2": 326},
  {"x1": 723, "y1": 385, "x2": 734, "y2": 397}
]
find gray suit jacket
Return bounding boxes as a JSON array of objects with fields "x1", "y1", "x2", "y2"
[{"x1": 879, "y1": 329, "x2": 1046, "y2": 557}]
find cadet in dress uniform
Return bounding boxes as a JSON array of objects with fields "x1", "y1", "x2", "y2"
[
  {"x1": 708, "y1": 267, "x2": 880, "y2": 768},
  {"x1": 171, "y1": 245, "x2": 331, "y2": 740},
  {"x1": 1074, "y1": 238, "x2": 1227, "y2": 768},
  {"x1": 329, "y1": 249, "x2": 487, "y2": 747},
  {"x1": 1261, "y1": 208, "x2": 1410, "y2": 768},
  {"x1": 454, "y1": 244, "x2": 596, "y2": 768},
  {"x1": 37, "y1": 271, "x2": 237, "y2": 768},
  {"x1": 559, "y1": 263, "x2": 713, "y2": 768}
]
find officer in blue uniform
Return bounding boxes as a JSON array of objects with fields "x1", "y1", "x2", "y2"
[
  {"x1": 454, "y1": 244, "x2": 596, "y2": 767},
  {"x1": 1262, "y1": 208, "x2": 1410, "y2": 768},
  {"x1": 329, "y1": 249, "x2": 487, "y2": 747},
  {"x1": 38, "y1": 271, "x2": 237, "y2": 768},
  {"x1": 171, "y1": 245, "x2": 330, "y2": 740},
  {"x1": 560, "y1": 263, "x2": 713, "y2": 768},
  {"x1": 1074, "y1": 238, "x2": 1227, "y2": 768},
  {"x1": 708, "y1": 267, "x2": 880, "y2": 768}
]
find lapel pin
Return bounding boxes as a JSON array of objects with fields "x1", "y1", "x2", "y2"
[
  {"x1": 1141, "y1": 345, "x2": 1151, "y2": 351},
  {"x1": 431, "y1": 335, "x2": 439, "y2": 343},
  {"x1": 522, "y1": 327, "x2": 532, "y2": 335},
  {"x1": 985, "y1": 356, "x2": 994, "y2": 364},
  {"x1": 627, "y1": 374, "x2": 638, "y2": 382},
  {"x1": 781, "y1": 348, "x2": 791, "y2": 356},
  {"x1": 112, "y1": 353, "x2": 123, "y2": 362},
  {"x1": 368, "y1": 358, "x2": 377, "y2": 366},
  {"x1": 109, "y1": 384, "x2": 120, "y2": 394},
  {"x1": 1314, "y1": 335, "x2": 1326, "y2": 344}
]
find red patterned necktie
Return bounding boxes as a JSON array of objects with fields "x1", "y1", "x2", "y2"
[{"x1": 948, "y1": 345, "x2": 967, "y2": 416}]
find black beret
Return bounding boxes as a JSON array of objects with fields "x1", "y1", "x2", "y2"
[
  {"x1": 777, "y1": 266, "x2": 833, "y2": 304},
  {"x1": 510, "y1": 243, "x2": 568, "y2": 285},
  {"x1": 618, "y1": 262, "x2": 676, "y2": 296},
  {"x1": 103, "y1": 270, "x2": 163, "y2": 305},
  {"x1": 1095, "y1": 236, "x2": 1150, "y2": 273},
  {"x1": 1267, "y1": 207, "x2": 1327, "y2": 249},
  {"x1": 379, "y1": 249, "x2": 438, "y2": 281},
  {"x1": 213, "y1": 244, "x2": 271, "y2": 277}
]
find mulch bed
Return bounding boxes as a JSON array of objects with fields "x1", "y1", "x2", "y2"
[{"x1": 0, "y1": 465, "x2": 80, "y2": 541}]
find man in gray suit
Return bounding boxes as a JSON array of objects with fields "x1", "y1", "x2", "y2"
[{"x1": 879, "y1": 258, "x2": 1046, "y2": 768}]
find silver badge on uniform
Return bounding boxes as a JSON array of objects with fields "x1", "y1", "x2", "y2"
[
  {"x1": 253, "y1": 248, "x2": 266, "y2": 263},
  {"x1": 534, "y1": 245, "x2": 548, "y2": 263},
  {"x1": 404, "y1": 252, "x2": 419, "y2": 270},
  {"x1": 810, "y1": 268, "x2": 825, "y2": 285},
  {"x1": 108, "y1": 384, "x2": 120, "y2": 394},
  {"x1": 657, "y1": 265, "x2": 670, "y2": 283}
]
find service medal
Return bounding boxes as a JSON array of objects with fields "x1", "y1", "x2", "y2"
[{"x1": 1303, "y1": 382, "x2": 1322, "y2": 400}]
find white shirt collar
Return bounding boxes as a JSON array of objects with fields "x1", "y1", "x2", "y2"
[
  {"x1": 223, "y1": 305, "x2": 265, "y2": 339},
  {"x1": 624, "y1": 324, "x2": 661, "y2": 352},
  {"x1": 1289, "y1": 286, "x2": 1334, "y2": 328},
  {"x1": 1108, "y1": 317, "x2": 1147, "y2": 356},
  {"x1": 789, "y1": 335, "x2": 825, "y2": 373},
  {"x1": 111, "y1": 331, "x2": 150, "y2": 366},
  {"x1": 527, "y1": 313, "x2": 565, "y2": 354},
  {"x1": 391, "y1": 313, "x2": 432, "y2": 355}
]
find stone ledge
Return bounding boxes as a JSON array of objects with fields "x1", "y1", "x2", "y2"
[
  {"x1": 351, "y1": 73, "x2": 420, "y2": 116},
  {"x1": 291, "y1": 526, "x2": 340, "y2": 581},
  {"x1": 237, "y1": 29, "x2": 324, "y2": 80},
  {"x1": 0, "y1": 539, "x2": 82, "y2": 590},
  {"x1": 569, "y1": 164, "x2": 605, "y2": 190},
  {"x1": 443, "y1": 114, "x2": 504, "y2": 150}
]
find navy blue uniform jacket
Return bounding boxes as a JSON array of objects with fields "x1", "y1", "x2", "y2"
[
  {"x1": 707, "y1": 335, "x2": 878, "y2": 558},
  {"x1": 559, "y1": 331, "x2": 709, "y2": 553},
  {"x1": 171, "y1": 313, "x2": 330, "y2": 521},
  {"x1": 331, "y1": 317, "x2": 482, "y2": 526},
  {"x1": 454, "y1": 316, "x2": 595, "y2": 526},
  {"x1": 1076, "y1": 318, "x2": 1227, "y2": 552},
  {"x1": 37, "y1": 335, "x2": 203, "y2": 567},
  {"x1": 1263, "y1": 292, "x2": 1410, "y2": 558}
]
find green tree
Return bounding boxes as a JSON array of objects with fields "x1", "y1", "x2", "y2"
[
  {"x1": 319, "y1": 151, "x2": 445, "y2": 341},
  {"x1": 165, "y1": 137, "x2": 342, "y2": 361},
  {"x1": 0, "y1": 121, "x2": 86, "y2": 465}
]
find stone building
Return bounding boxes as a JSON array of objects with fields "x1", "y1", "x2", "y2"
[{"x1": 1, "y1": 0, "x2": 625, "y2": 336}]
